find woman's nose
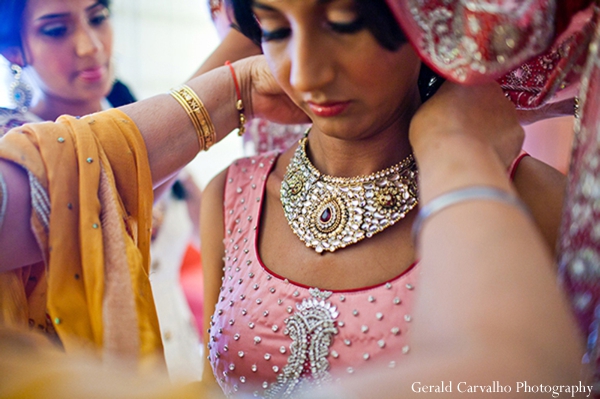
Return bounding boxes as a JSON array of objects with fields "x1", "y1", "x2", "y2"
[
  {"x1": 289, "y1": 32, "x2": 335, "y2": 93},
  {"x1": 75, "y1": 26, "x2": 103, "y2": 57}
]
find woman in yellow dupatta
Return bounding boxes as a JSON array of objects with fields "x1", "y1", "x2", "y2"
[
  {"x1": 0, "y1": 54, "x2": 306, "y2": 364},
  {"x1": 0, "y1": 110, "x2": 158, "y2": 361}
]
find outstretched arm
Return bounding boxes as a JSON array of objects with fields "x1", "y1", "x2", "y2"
[
  {"x1": 0, "y1": 55, "x2": 307, "y2": 271},
  {"x1": 122, "y1": 55, "x2": 307, "y2": 186},
  {"x1": 408, "y1": 82, "x2": 583, "y2": 387}
]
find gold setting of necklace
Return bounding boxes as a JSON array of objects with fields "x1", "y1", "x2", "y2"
[{"x1": 280, "y1": 137, "x2": 418, "y2": 254}]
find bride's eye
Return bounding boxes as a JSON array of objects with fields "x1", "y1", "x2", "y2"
[
  {"x1": 89, "y1": 8, "x2": 110, "y2": 26},
  {"x1": 328, "y1": 19, "x2": 364, "y2": 34},
  {"x1": 261, "y1": 27, "x2": 292, "y2": 42},
  {"x1": 253, "y1": 11, "x2": 291, "y2": 42},
  {"x1": 326, "y1": 7, "x2": 364, "y2": 34}
]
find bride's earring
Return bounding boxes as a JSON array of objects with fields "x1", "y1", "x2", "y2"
[{"x1": 9, "y1": 64, "x2": 33, "y2": 113}]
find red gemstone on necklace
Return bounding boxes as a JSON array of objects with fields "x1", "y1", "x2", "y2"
[
  {"x1": 383, "y1": 195, "x2": 394, "y2": 207},
  {"x1": 320, "y1": 207, "x2": 332, "y2": 223}
]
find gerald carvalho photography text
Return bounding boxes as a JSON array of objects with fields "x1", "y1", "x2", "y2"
[{"x1": 411, "y1": 381, "x2": 594, "y2": 397}]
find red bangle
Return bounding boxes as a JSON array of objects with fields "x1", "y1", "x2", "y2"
[{"x1": 225, "y1": 60, "x2": 246, "y2": 136}]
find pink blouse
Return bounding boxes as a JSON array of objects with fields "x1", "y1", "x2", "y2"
[{"x1": 208, "y1": 152, "x2": 418, "y2": 398}]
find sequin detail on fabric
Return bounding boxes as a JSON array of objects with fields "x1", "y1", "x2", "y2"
[
  {"x1": 265, "y1": 289, "x2": 338, "y2": 399},
  {"x1": 403, "y1": 0, "x2": 556, "y2": 82},
  {"x1": 499, "y1": 16, "x2": 595, "y2": 109}
]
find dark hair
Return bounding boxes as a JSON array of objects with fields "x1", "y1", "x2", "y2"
[
  {"x1": 418, "y1": 64, "x2": 444, "y2": 102},
  {"x1": 230, "y1": 0, "x2": 406, "y2": 51},
  {"x1": 0, "y1": 0, "x2": 111, "y2": 53}
]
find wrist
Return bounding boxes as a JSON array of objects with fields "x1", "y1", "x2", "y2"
[
  {"x1": 234, "y1": 58, "x2": 255, "y2": 121},
  {"x1": 416, "y1": 135, "x2": 515, "y2": 203}
]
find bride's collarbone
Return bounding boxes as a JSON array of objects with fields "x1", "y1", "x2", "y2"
[{"x1": 259, "y1": 214, "x2": 416, "y2": 289}]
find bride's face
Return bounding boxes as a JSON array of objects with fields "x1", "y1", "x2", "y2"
[{"x1": 253, "y1": 0, "x2": 421, "y2": 141}]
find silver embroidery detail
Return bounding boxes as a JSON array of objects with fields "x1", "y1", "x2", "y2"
[
  {"x1": 308, "y1": 287, "x2": 332, "y2": 300},
  {"x1": 407, "y1": 0, "x2": 556, "y2": 82},
  {"x1": 265, "y1": 289, "x2": 339, "y2": 399}
]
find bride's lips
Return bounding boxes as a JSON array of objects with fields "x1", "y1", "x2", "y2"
[
  {"x1": 307, "y1": 101, "x2": 350, "y2": 117},
  {"x1": 78, "y1": 66, "x2": 106, "y2": 82}
]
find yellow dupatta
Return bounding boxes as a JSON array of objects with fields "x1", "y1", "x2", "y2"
[{"x1": 0, "y1": 109, "x2": 161, "y2": 363}]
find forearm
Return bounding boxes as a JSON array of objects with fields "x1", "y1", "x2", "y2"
[
  {"x1": 0, "y1": 56, "x2": 267, "y2": 271},
  {"x1": 412, "y1": 136, "x2": 583, "y2": 379},
  {"x1": 317, "y1": 137, "x2": 585, "y2": 399},
  {"x1": 416, "y1": 135, "x2": 515, "y2": 202},
  {"x1": 120, "y1": 64, "x2": 241, "y2": 187}
]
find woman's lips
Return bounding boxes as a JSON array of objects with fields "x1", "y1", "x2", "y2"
[
  {"x1": 78, "y1": 66, "x2": 106, "y2": 82},
  {"x1": 307, "y1": 101, "x2": 350, "y2": 117}
]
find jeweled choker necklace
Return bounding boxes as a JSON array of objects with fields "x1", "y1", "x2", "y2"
[{"x1": 280, "y1": 137, "x2": 418, "y2": 254}]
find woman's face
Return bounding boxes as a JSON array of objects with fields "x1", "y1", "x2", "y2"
[
  {"x1": 253, "y1": 0, "x2": 421, "y2": 140},
  {"x1": 20, "y1": 0, "x2": 114, "y2": 103}
]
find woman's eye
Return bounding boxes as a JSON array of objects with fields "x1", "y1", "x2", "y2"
[
  {"x1": 261, "y1": 27, "x2": 291, "y2": 42},
  {"x1": 90, "y1": 9, "x2": 110, "y2": 26},
  {"x1": 328, "y1": 18, "x2": 364, "y2": 34},
  {"x1": 326, "y1": 5, "x2": 364, "y2": 34},
  {"x1": 40, "y1": 25, "x2": 68, "y2": 38}
]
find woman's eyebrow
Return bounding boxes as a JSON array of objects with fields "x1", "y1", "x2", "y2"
[
  {"x1": 36, "y1": 12, "x2": 69, "y2": 21},
  {"x1": 36, "y1": 2, "x2": 103, "y2": 21},
  {"x1": 85, "y1": 1, "x2": 104, "y2": 12}
]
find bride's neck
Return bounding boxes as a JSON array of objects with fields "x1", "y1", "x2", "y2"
[{"x1": 306, "y1": 120, "x2": 413, "y2": 178}]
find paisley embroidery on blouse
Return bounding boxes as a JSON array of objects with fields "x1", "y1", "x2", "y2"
[
  {"x1": 407, "y1": 0, "x2": 556, "y2": 82},
  {"x1": 265, "y1": 289, "x2": 339, "y2": 399}
]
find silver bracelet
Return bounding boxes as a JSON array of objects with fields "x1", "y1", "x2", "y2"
[{"x1": 412, "y1": 186, "x2": 530, "y2": 242}]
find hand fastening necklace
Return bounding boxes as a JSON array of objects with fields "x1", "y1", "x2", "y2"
[{"x1": 280, "y1": 137, "x2": 418, "y2": 254}]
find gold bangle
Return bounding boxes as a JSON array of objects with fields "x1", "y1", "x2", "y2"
[
  {"x1": 170, "y1": 85, "x2": 216, "y2": 151},
  {"x1": 170, "y1": 85, "x2": 205, "y2": 150}
]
